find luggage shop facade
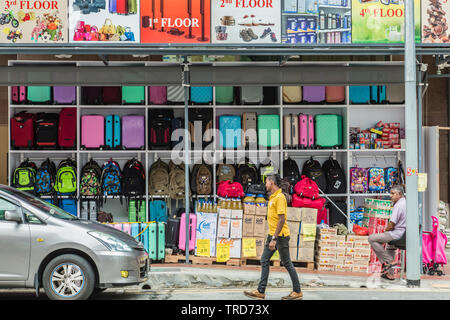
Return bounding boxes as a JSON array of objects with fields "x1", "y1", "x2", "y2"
[{"x1": 3, "y1": 0, "x2": 450, "y2": 286}]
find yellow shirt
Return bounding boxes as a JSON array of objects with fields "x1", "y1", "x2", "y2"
[{"x1": 267, "y1": 188, "x2": 290, "y2": 237}]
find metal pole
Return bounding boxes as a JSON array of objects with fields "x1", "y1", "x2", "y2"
[
  {"x1": 183, "y1": 56, "x2": 191, "y2": 264},
  {"x1": 405, "y1": 0, "x2": 421, "y2": 287},
  {"x1": 417, "y1": 56, "x2": 424, "y2": 273}
]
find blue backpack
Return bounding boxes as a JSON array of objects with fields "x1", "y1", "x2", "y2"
[
  {"x1": 101, "y1": 160, "x2": 122, "y2": 197},
  {"x1": 35, "y1": 159, "x2": 56, "y2": 196}
]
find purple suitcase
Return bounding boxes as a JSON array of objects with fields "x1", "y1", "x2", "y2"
[
  {"x1": 122, "y1": 115, "x2": 145, "y2": 149},
  {"x1": 53, "y1": 86, "x2": 76, "y2": 105},
  {"x1": 149, "y1": 86, "x2": 167, "y2": 105},
  {"x1": 299, "y1": 114, "x2": 314, "y2": 148},
  {"x1": 303, "y1": 86, "x2": 325, "y2": 103},
  {"x1": 81, "y1": 115, "x2": 104, "y2": 149}
]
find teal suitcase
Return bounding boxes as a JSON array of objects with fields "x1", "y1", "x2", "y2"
[
  {"x1": 149, "y1": 222, "x2": 165, "y2": 261},
  {"x1": 27, "y1": 86, "x2": 52, "y2": 104},
  {"x1": 314, "y1": 114, "x2": 343, "y2": 149},
  {"x1": 122, "y1": 86, "x2": 145, "y2": 104},
  {"x1": 258, "y1": 114, "x2": 280, "y2": 148},
  {"x1": 128, "y1": 200, "x2": 146, "y2": 222},
  {"x1": 131, "y1": 223, "x2": 150, "y2": 253},
  {"x1": 215, "y1": 87, "x2": 234, "y2": 104}
]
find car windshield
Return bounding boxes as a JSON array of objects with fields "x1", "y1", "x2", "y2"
[{"x1": 1, "y1": 187, "x2": 78, "y2": 221}]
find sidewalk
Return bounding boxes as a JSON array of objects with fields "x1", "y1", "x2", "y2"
[{"x1": 142, "y1": 263, "x2": 450, "y2": 291}]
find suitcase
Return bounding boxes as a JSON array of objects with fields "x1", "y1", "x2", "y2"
[
  {"x1": 258, "y1": 114, "x2": 280, "y2": 148},
  {"x1": 178, "y1": 213, "x2": 196, "y2": 252},
  {"x1": 11, "y1": 86, "x2": 26, "y2": 104},
  {"x1": 10, "y1": 112, "x2": 35, "y2": 149},
  {"x1": 148, "y1": 109, "x2": 173, "y2": 150},
  {"x1": 371, "y1": 85, "x2": 387, "y2": 104},
  {"x1": 27, "y1": 86, "x2": 52, "y2": 104},
  {"x1": 219, "y1": 115, "x2": 242, "y2": 149},
  {"x1": 127, "y1": 0, "x2": 137, "y2": 14},
  {"x1": 35, "y1": 113, "x2": 59, "y2": 149},
  {"x1": 149, "y1": 222, "x2": 165, "y2": 260},
  {"x1": 128, "y1": 199, "x2": 146, "y2": 222},
  {"x1": 122, "y1": 86, "x2": 145, "y2": 104},
  {"x1": 131, "y1": 223, "x2": 150, "y2": 253},
  {"x1": 349, "y1": 86, "x2": 371, "y2": 104},
  {"x1": 53, "y1": 86, "x2": 76, "y2": 105},
  {"x1": 328, "y1": 200, "x2": 347, "y2": 226},
  {"x1": 215, "y1": 86, "x2": 234, "y2": 105},
  {"x1": 109, "y1": 0, "x2": 116, "y2": 13},
  {"x1": 171, "y1": 117, "x2": 184, "y2": 148},
  {"x1": 81, "y1": 115, "x2": 105, "y2": 149},
  {"x1": 167, "y1": 85, "x2": 185, "y2": 104},
  {"x1": 188, "y1": 108, "x2": 213, "y2": 147},
  {"x1": 386, "y1": 84, "x2": 405, "y2": 104},
  {"x1": 299, "y1": 114, "x2": 314, "y2": 149},
  {"x1": 314, "y1": 114, "x2": 343, "y2": 149},
  {"x1": 149, "y1": 200, "x2": 168, "y2": 222},
  {"x1": 263, "y1": 87, "x2": 279, "y2": 105},
  {"x1": 116, "y1": 0, "x2": 126, "y2": 14},
  {"x1": 80, "y1": 200, "x2": 97, "y2": 220},
  {"x1": 58, "y1": 108, "x2": 76, "y2": 149},
  {"x1": 105, "y1": 115, "x2": 121, "y2": 149},
  {"x1": 241, "y1": 86, "x2": 263, "y2": 105},
  {"x1": 165, "y1": 217, "x2": 180, "y2": 250},
  {"x1": 283, "y1": 114, "x2": 299, "y2": 149},
  {"x1": 282, "y1": 86, "x2": 302, "y2": 104},
  {"x1": 102, "y1": 86, "x2": 122, "y2": 105},
  {"x1": 325, "y1": 86, "x2": 345, "y2": 103},
  {"x1": 190, "y1": 86, "x2": 213, "y2": 104},
  {"x1": 122, "y1": 115, "x2": 145, "y2": 149},
  {"x1": 302, "y1": 86, "x2": 325, "y2": 103},
  {"x1": 82, "y1": 87, "x2": 103, "y2": 104},
  {"x1": 242, "y1": 112, "x2": 257, "y2": 147},
  {"x1": 59, "y1": 198, "x2": 77, "y2": 216},
  {"x1": 149, "y1": 86, "x2": 168, "y2": 105}
]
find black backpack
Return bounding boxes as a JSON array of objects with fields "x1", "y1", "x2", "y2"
[
  {"x1": 188, "y1": 108, "x2": 213, "y2": 147},
  {"x1": 236, "y1": 162, "x2": 259, "y2": 188},
  {"x1": 322, "y1": 157, "x2": 346, "y2": 194},
  {"x1": 283, "y1": 157, "x2": 300, "y2": 186},
  {"x1": 122, "y1": 158, "x2": 145, "y2": 199},
  {"x1": 302, "y1": 157, "x2": 326, "y2": 193}
]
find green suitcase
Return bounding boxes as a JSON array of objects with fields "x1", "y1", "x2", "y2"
[
  {"x1": 314, "y1": 114, "x2": 343, "y2": 148},
  {"x1": 27, "y1": 86, "x2": 52, "y2": 104},
  {"x1": 215, "y1": 87, "x2": 234, "y2": 104},
  {"x1": 127, "y1": 0, "x2": 137, "y2": 14},
  {"x1": 257, "y1": 114, "x2": 280, "y2": 148},
  {"x1": 122, "y1": 86, "x2": 145, "y2": 104},
  {"x1": 128, "y1": 200, "x2": 146, "y2": 222},
  {"x1": 149, "y1": 222, "x2": 165, "y2": 261}
]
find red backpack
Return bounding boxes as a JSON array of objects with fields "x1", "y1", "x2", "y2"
[
  {"x1": 294, "y1": 175, "x2": 319, "y2": 200},
  {"x1": 217, "y1": 180, "x2": 244, "y2": 199}
]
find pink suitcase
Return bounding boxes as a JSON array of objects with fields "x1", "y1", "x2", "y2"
[
  {"x1": 178, "y1": 213, "x2": 196, "y2": 252},
  {"x1": 122, "y1": 115, "x2": 145, "y2": 150},
  {"x1": 299, "y1": 114, "x2": 314, "y2": 148},
  {"x1": 113, "y1": 224, "x2": 123, "y2": 231},
  {"x1": 122, "y1": 223, "x2": 131, "y2": 235},
  {"x1": 12, "y1": 86, "x2": 26, "y2": 104},
  {"x1": 81, "y1": 115, "x2": 105, "y2": 149}
]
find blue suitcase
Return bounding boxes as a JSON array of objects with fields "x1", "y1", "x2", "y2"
[
  {"x1": 105, "y1": 115, "x2": 121, "y2": 149},
  {"x1": 149, "y1": 222, "x2": 165, "y2": 261},
  {"x1": 149, "y1": 200, "x2": 168, "y2": 222},
  {"x1": 59, "y1": 198, "x2": 77, "y2": 216},
  {"x1": 349, "y1": 86, "x2": 371, "y2": 104},
  {"x1": 190, "y1": 87, "x2": 213, "y2": 104},
  {"x1": 371, "y1": 85, "x2": 386, "y2": 104},
  {"x1": 219, "y1": 115, "x2": 242, "y2": 149},
  {"x1": 131, "y1": 223, "x2": 150, "y2": 253}
]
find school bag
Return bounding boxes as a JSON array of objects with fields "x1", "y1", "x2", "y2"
[
  {"x1": 368, "y1": 167, "x2": 385, "y2": 193},
  {"x1": 54, "y1": 159, "x2": 77, "y2": 196},
  {"x1": 259, "y1": 162, "x2": 277, "y2": 184},
  {"x1": 283, "y1": 157, "x2": 301, "y2": 186},
  {"x1": 101, "y1": 160, "x2": 122, "y2": 197},
  {"x1": 35, "y1": 158, "x2": 57, "y2": 196},
  {"x1": 79, "y1": 159, "x2": 102, "y2": 198},
  {"x1": 384, "y1": 167, "x2": 399, "y2": 192},
  {"x1": 322, "y1": 157, "x2": 346, "y2": 194},
  {"x1": 294, "y1": 175, "x2": 319, "y2": 200},
  {"x1": 236, "y1": 162, "x2": 259, "y2": 188},
  {"x1": 350, "y1": 167, "x2": 368, "y2": 193},
  {"x1": 122, "y1": 158, "x2": 146, "y2": 199},
  {"x1": 148, "y1": 159, "x2": 169, "y2": 197},
  {"x1": 168, "y1": 161, "x2": 188, "y2": 203},
  {"x1": 12, "y1": 159, "x2": 37, "y2": 193},
  {"x1": 217, "y1": 163, "x2": 236, "y2": 183},
  {"x1": 191, "y1": 163, "x2": 212, "y2": 195},
  {"x1": 301, "y1": 157, "x2": 326, "y2": 193},
  {"x1": 148, "y1": 109, "x2": 174, "y2": 150},
  {"x1": 188, "y1": 108, "x2": 213, "y2": 147}
]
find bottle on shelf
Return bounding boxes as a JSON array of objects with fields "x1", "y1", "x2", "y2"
[
  {"x1": 319, "y1": 10, "x2": 325, "y2": 30},
  {"x1": 243, "y1": 193, "x2": 256, "y2": 206},
  {"x1": 255, "y1": 194, "x2": 267, "y2": 207}
]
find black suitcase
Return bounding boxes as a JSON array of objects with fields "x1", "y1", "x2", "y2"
[
  {"x1": 263, "y1": 87, "x2": 279, "y2": 105},
  {"x1": 328, "y1": 200, "x2": 347, "y2": 226},
  {"x1": 165, "y1": 217, "x2": 181, "y2": 251},
  {"x1": 82, "y1": 87, "x2": 103, "y2": 105},
  {"x1": 35, "y1": 113, "x2": 59, "y2": 149}
]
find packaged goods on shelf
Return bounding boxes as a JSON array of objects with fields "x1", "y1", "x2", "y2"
[
  {"x1": 217, "y1": 238, "x2": 242, "y2": 259},
  {"x1": 349, "y1": 122, "x2": 403, "y2": 150}
]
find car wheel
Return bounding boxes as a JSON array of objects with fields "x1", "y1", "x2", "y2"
[{"x1": 42, "y1": 254, "x2": 96, "y2": 300}]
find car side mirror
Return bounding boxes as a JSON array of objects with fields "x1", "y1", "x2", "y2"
[{"x1": 5, "y1": 210, "x2": 22, "y2": 223}]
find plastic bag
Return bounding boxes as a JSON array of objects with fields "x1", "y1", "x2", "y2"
[{"x1": 353, "y1": 224, "x2": 369, "y2": 236}]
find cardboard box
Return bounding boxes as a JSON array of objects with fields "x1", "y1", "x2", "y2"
[
  {"x1": 353, "y1": 259, "x2": 370, "y2": 266},
  {"x1": 318, "y1": 246, "x2": 335, "y2": 253},
  {"x1": 301, "y1": 222, "x2": 317, "y2": 237},
  {"x1": 242, "y1": 215, "x2": 255, "y2": 237},
  {"x1": 346, "y1": 235, "x2": 369, "y2": 242},
  {"x1": 255, "y1": 206, "x2": 267, "y2": 216},
  {"x1": 219, "y1": 208, "x2": 232, "y2": 219},
  {"x1": 317, "y1": 264, "x2": 335, "y2": 272},
  {"x1": 318, "y1": 228, "x2": 337, "y2": 235},
  {"x1": 289, "y1": 247, "x2": 298, "y2": 261},
  {"x1": 289, "y1": 221, "x2": 300, "y2": 235},
  {"x1": 254, "y1": 216, "x2": 266, "y2": 237},
  {"x1": 217, "y1": 238, "x2": 242, "y2": 259},
  {"x1": 255, "y1": 237, "x2": 265, "y2": 257},
  {"x1": 320, "y1": 234, "x2": 339, "y2": 241},
  {"x1": 354, "y1": 253, "x2": 371, "y2": 260},
  {"x1": 298, "y1": 247, "x2": 315, "y2": 262},
  {"x1": 287, "y1": 207, "x2": 302, "y2": 222},
  {"x1": 353, "y1": 265, "x2": 369, "y2": 273},
  {"x1": 217, "y1": 217, "x2": 231, "y2": 238},
  {"x1": 196, "y1": 212, "x2": 218, "y2": 240},
  {"x1": 353, "y1": 247, "x2": 371, "y2": 255},
  {"x1": 319, "y1": 240, "x2": 337, "y2": 247},
  {"x1": 301, "y1": 208, "x2": 318, "y2": 224},
  {"x1": 317, "y1": 257, "x2": 338, "y2": 265},
  {"x1": 299, "y1": 236, "x2": 315, "y2": 248},
  {"x1": 334, "y1": 247, "x2": 346, "y2": 255},
  {"x1": 335, "y1": 264, "x2": 353, "y2": 272},
  {"x1": 230, "y1": 209, "x2": 243, "y2": 220},
  {"x1": 335, "y1": 235, "x2": 346, "y2": 242},
  {"x1": 195, "y1": 237, "x2": 217, "y2": 257},
  {"x1": 244, "y1": 204, "x2": 256, "y2": 216},
  {"x1": 354, "y1": 240, "x2": 370, "y2": 249},
  {"x1": 344, "y1": 260, "x2": 354, "y2": 266},
  {"x1": 338, "y1": 240, "x2": 354, "y2": 248},
  {"x1": 317, "y1": 251, "x2": 337, "y2": 259},
  {"x1": 230, "y1": 218, "x2": 243, "y2": 239},
  {"x1": 345, "y1": 252, "x2": 354, "y2": 260},
  {"x1": 289, "y1": 233, "x2": 299, "y2": 248}
]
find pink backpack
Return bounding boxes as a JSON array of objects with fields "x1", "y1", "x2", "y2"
[
  {"x1": 294, "y1": 175, "x2": 319, "y2": 199},
  {"x1": 350, "y1": 167, "x2": 368, "y2": 193},
  {"x1": 217, "y1": 181, "x2": 244, "y2": 198}
]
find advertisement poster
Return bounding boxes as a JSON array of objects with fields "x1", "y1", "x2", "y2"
[
  {"x1": 352, "y1": 0, "x2": 420, "y2": 44},
  {"x1": 0, "y1": 0, "x2": 67, "y2": 43},
  {"x1": 211, "y1": 0, "x2": 281, "y2": 44},
  {"x1": 282, "y1": 0, "x2": 352, "y2": 45},
  {"x1": 422, "y1": 0, "x2": 450, "y2": 43},
  {"x1": 69, "y1": 0, "x2": 140, "y2": 43},
  {"x1": 141, "y1": 0, "x2": 210, "y2": 44}
]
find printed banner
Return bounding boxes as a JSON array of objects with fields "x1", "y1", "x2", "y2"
[
  {"x1": 0, "y1": 0, "x2": 67, "y2": 43},
  {"x1": 141, "y1": 0, "x2": 210, "y2": 43},
  {"x1": 211, "y1": 0, "x2": 281, "y2": 44},
  {"x1": 69, "y1": 0, "x2": 140, "y2": 43},
  {"x1": 422, "y1": 0, "x2": 449, "y2": 43},
  {"x1": 352, "y1": 0, "x2": 421, "y2": 43}
]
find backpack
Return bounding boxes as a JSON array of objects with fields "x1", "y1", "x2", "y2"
[
  {"x1": 122, "y1": 158, "x2": 146, "y2": 197},
  {"x1": 384, "y1": 167, "x2": 398, "y2": 192},
  {"x1": 54, "y1": 159, "x2": 77, "y2": 195},
  {"x1": 283, "y1": 158, "x2": 300, "y2": 186},
  {"x1": 350, "y1": 167, "x2": 368, "y2": 193},
  {"x1": 217, "y1": 163, "x2": 236, "y2": 183},
  {"x1": 12, "y1": 160, "x2": 37, "y2": 193},
  {"x1": 148, "y1": 109, "x2": 173, "y2": 150},
  {"x1": 368, "y1": 167, "x2": 385, "y2": 193},
  {"x1": 245, "y1": 183, "x2": 266, "y2": 196},
  {"x1": 236, "y1": 162, "x2": 259, "y2": 188},
  {"x1": 294, "y1": 175, "x2": 319, "y2": 200},
  {"x1": 148, "y1": 159, "x2": 169, "y2": 197},
  {"x1": 217, "y1": 180, "x2": 244, "y2": 198},
  {"x1": 188, "y1": 108, "x2": 213, "y2": 147},
  {"x1": 280, "y1": 178, "x2": 293, "y2": 206},
  {"x1": 322, "y1": 157, "x2": 346, "y2": 194},
  {"x1": 35, "y1": 159, "x2": 56, "y2": 196},
  {"x1": 79, "y1": 159, "x2": 102, "y2": 197},
  {"x1": 168, "y1": 161, "x2": 187, "y2": 201},
  {"x1": 191, "y1": 163, "x2": 212, "y2": 195},
  {"x1": 101, "y1": 160, "x2": 122, "y2": 197},
  {"x1": 302, "y1": 157, "x2": 326, "y2": 193},
  {"x1": 259, "y1": 162, "x2": 277, "y2": 184}
]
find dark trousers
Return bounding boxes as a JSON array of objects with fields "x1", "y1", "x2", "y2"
[{"x1": 257, "y1": 235, "x2": 301, "y2": 294}]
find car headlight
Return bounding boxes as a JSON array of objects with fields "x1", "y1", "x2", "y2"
[{"x1": 88, "y1": 231, "x2": 132, "y2": 252}]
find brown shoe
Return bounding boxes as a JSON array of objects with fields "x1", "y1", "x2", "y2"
[
  {"x1": 281, "y1": 291, "x2": 303, "y2": 300},
  {"x1": 246, "y1": 28, "x2": 258, "y2": 40},
  {"x1": 244, "y1": 289, "x2": 265, "y2": 300}
]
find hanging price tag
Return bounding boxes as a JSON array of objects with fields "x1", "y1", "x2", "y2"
[
  {"x1": 216, "y1": 243, "x2": 230, "y2": 262},
  {"x1": 270, "y1": 250, "x2": 280, "y2": 261},
  {"x1": 196, "y1": 239, "x2": 210, "y2": 257},
  {"x1": 242, "y1": 238, "x2": 257, "y2": 258}
]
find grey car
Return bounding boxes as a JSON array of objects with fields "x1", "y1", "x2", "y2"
[{"x1": 0, "y1": 185, "x2": 148, "y2": 300}]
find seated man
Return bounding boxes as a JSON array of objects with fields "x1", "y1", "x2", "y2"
[{"x1": 368, "y1": 185, "x2": 406, "y2": 280}]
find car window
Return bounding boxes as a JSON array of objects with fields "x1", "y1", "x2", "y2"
[
  {"x1": 0, "y1": 198, "x2": 20, "y2": 222},
  {"x1": 23, "y1": 209, "x2": 44, "y2": 225}
]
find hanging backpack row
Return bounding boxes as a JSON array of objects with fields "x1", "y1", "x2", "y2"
[
  {"x1": 350, "y1": 162, "x2": 405, "y2": 194},
  {"x1": 11, "y1": 86, "x2": 76, "y2": 105}
]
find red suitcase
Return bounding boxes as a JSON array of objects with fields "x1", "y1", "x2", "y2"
[
  {"x1": 11, "y1": 86, "x2": 26, "y2": 104},
  {"x1": 58, "y1": 108, "x2": 77, "y2": 149},
  {"x1": 10, "y1": 112, "x2": 35, "y2": 149},
  {"x1": 325, "y1": 86, "x2": 345, "y2": 103},
  {"x1": 116, "y1": 0, "x2": 127, "y2": 14},
  {"x1": 102, "y1": 86, "x2": 122, "y2": 104},
  {"x1": 299, "y1": 114, "x2": 314, "y2": 149}
]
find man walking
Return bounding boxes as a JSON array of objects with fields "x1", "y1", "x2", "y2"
[
  {"x1": 368, "y1": 185, "x2": 406, "y2": 280},
  {"x1": 244, "y1": 174, "x2": 302, "y2": 300}
]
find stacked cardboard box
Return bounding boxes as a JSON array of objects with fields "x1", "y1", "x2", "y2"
[
  {"x1": 217, "y1": 202, "x2": 244, "y2": 259},
  {"x1": 195, "y1": 211, "x2": 218, "y2": 257},
  {"x1": 295, "y1": 208, "x2": 317, "y2": 263},
  {"x1": 241, "y1": 202, "x2": 267, "y2": 259}
]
